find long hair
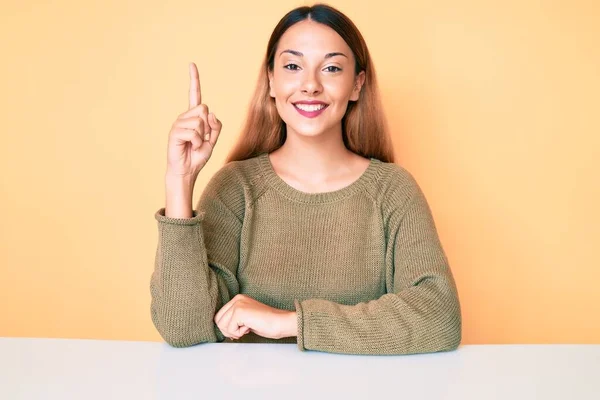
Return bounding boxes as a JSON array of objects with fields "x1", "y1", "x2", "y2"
[{"x1": 225, "y1": 3, "x2": 395, "y2": 163}]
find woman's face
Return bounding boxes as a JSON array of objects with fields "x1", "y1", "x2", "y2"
[{"x1": 268, "y1": 19, "x2": 365, "y2": 141}]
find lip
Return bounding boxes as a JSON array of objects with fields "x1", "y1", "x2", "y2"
[
  {"x1": 293, "y1": 102, "x2": 329, "y2": 118},
  {"x1": 294, "y1": 100, "x2": 328, "y2": 105}
]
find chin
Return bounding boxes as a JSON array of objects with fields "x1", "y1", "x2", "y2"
[
  {"x1": 288, "y1": 127, "x2": 327, "y2": 138},
  {"x1": 286, "y1": 119, "x2": 337, "y2": 137}
]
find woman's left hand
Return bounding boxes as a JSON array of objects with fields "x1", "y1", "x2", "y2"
[{"x1": 214, "y1": 294, "x2": 297, "y2": 340}]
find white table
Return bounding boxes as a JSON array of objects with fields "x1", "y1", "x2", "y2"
[{"x1": 1, "y1": 338, "x2": 598, "y2": 399}]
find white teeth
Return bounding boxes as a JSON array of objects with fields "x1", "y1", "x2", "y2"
[{"x1": 295, "y1": 103, "x2": 326, "y2": 112}]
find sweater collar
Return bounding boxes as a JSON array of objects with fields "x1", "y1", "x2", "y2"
[{"x1": 257, "y1": 152, "x2": 380, "y2": 204}]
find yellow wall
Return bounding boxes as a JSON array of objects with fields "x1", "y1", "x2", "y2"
[{"x1": 1, "y1": 0, "x2": 598, "y2": 344}]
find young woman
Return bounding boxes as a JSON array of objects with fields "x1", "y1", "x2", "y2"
[{"x1": 151, "y1": 3, "x2": 462, "y2": 355}]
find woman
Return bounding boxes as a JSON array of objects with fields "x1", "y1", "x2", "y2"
[{"x1": 151, "y1": 3, "x2": 462, "y2": 355}]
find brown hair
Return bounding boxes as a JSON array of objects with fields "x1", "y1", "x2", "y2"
[{"x1": 225, "y1": 3, "x2": 395, "y2": 163}]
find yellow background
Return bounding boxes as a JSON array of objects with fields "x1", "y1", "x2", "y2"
[{"x1": 1, "y1": 0, "x2": 598, "y2": 344}]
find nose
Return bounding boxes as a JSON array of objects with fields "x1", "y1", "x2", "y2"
[{"x1": 301, "y1": 71, "x2": 322, "y2": 95}]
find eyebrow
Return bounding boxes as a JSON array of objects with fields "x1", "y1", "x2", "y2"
[{"x1": 279, "y1": 49, "x2": 348, "y2": 59}]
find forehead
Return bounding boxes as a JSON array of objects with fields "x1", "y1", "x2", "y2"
[{"x1": 277, "y1": 20, "x2": 351, "y2": 56}]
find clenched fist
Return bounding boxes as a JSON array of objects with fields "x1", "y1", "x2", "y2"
[{"x1": 214, "y1": 294, "x2": 297, "y2": 340}]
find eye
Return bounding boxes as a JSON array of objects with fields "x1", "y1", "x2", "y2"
[
  {"x1": 284, "y1": 63, "x2": 300, "y2": 71},
  {"x1": 324, "y1": 66, "x2": 341, "y2": 73}
]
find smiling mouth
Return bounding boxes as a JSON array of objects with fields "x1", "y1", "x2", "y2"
[
  {"x1": 294, "y1": 103, "x2": 328, "y2": 112},
  {"x1": 293, "y1": 103, "x2": 329, "y2": 118}
]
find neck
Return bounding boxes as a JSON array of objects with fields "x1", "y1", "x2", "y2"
[{"x1": 273, "y1": 126, "x2": 356, "y2": 182}]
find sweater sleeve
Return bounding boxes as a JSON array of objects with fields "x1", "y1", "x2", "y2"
[
  {"x1": 150, "y1": 167, "x2": 244, "y2": 347},
  {"x1": 294, "y1": 176, "x2": 462, "y2": 355}
]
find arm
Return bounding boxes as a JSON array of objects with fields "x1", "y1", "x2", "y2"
[
  {"x1": 294, "y1": 180, "x2": 462, "y2": 355},
  {"x1": 150, "y1": 167, "x2": 243, "y2": 347}
]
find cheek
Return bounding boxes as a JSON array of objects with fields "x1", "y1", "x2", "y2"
[
  {"x1": 272, "y1": 71, "x2": 295, "y2": 93},
  {"x1": 324, "y1": 79, "x2": 353, "y2": 98},
  {"x1": 274, "y1": 79, "x2": 297, "y2": 99}
]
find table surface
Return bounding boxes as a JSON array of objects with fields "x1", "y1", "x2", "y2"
[{"x1": 1, "y1": 338, "x2": 599, "y2": 400}]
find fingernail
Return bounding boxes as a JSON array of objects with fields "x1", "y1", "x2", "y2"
[{"x1": 204, "y1": 134, "x2": 210, "y2": 141}]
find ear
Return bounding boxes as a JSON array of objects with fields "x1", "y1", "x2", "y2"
[
  {"x1": 349, "y1": 71, "x2": 366, "y2": 102},
  {"x1": 268, "y1": 71, "x2": 275, "y2": 98}
]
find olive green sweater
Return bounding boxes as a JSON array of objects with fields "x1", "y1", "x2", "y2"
[{"x1": 150, "y1": 152, "x2": 462, "y2": 355}]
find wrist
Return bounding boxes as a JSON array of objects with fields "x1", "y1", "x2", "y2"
[
  {"x1": 165, "y1": 172, "x2": 197, "y2": 190},
  {"x1": 164, "y1": 174, "x2": 196, "y2": 218},
  {"x1": 279, "y1": 311, "x2": 298, "y2": 338}
]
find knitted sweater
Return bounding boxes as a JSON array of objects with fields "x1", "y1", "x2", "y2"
[{"x1": 150, "y1": 152, "x2": 462, "y2": 355}]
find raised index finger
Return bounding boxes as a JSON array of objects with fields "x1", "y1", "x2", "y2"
[{"x1": 188, "y1": 62, "x2": 201, "y2": 110}]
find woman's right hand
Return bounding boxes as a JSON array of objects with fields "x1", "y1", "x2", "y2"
[{"x1": 166, "y1": 62, "x2": 222, "y2": 179}]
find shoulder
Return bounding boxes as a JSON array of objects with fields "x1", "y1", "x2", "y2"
[
  {"x1": 369, "y1": 161, "x2": 421, "y2": 203},
  {"x1": 366, "y1": 160, "x2": 429, "y2": 221},
  {"x1": 198, "y1": 155, "x2": 266, "y2": 217},
  {"x1": 207, "y1": 154, "x2": 265, "y2": 194}
]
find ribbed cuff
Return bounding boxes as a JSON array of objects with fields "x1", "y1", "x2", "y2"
[
  {"x1": 294, "y1": 299, "x2": 305, "y2": 351},
  {"x1": 154, "y1": 208, "x2": 204, "y2": 225}
]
